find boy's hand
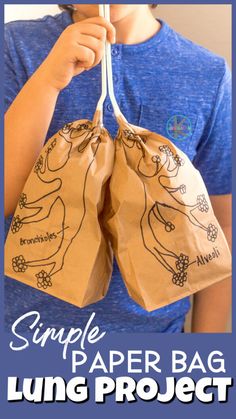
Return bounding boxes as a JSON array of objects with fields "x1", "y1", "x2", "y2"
[{"x1": 38, "y1": 16, "x2": 116, "y2": 91}]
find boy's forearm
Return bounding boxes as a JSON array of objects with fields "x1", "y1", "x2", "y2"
[
  {"x1": 191, "y1": 277, "x2": 232, "y2": 333},
  {"x1": 4, "y1": 64, "x2": 60, "y2": 217},
  {"x1": 191, "y1": 225, "x2": 232, "y2": 333}
]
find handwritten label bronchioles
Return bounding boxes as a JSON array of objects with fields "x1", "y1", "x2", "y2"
[{"x1": 19, "y1": 231, "x2": 58, "y2": 246}]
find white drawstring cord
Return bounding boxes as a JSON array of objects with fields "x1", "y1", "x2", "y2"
[
  {"x1": 95, "y1": 4, "x2": 107, "y2": 125},
  {"x1": 104, "y1": 4, "x2": 122, "y2": 118},
  {"x1": 96, "y1": 4, "x2": 126, "y2": 125}
]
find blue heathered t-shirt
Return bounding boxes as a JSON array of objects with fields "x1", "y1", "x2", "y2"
[{"x1": 4, "y1": 11, "x2": 232, "y2": 333}]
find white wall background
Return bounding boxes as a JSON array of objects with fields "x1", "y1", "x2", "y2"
[{"x1": 4, "y1": 4, "x2": 59, "y2": 22}]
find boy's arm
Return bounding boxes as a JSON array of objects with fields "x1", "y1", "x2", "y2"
[
  {"x1": 4, "y1": 18, "x2": 115, "y2": 218},
  {"x1": 4, "y1": 69, "x2": 60, "y2": 218},
  {"x1": 191, "y1": 194, "x2": 232, "y2": 333}
]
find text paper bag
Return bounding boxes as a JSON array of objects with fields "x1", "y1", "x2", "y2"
[
  {"x1": 104, "y1": 119, "x2": 232, "y2": 311},
  {"x1": 5, "y1": 114, "x2": 114, "y2": 307}
]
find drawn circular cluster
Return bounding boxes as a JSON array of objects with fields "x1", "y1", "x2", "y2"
[
  {"x1": 77, "y1": 123, "x2": 91, "y2": 131},
  {"x1": 62, "y1": 121, "x2": 91, "y2": 132},
  {"x1": 19, "y1": 193, "x2": 27, "y2": 209},
  {"x1": 165, "y1": 221, "x2": 175, "y2": 232},
  {"x1": 11, "y1": 215, "x2": 23, "y2": 234},
  {"x1": 176, "y1": 253, "x2": 189, "y2": 271},
  {"x1": 61, "y1": 122, "x2": 73, "y2": 134},
  {"x1": 152, "y1": 155, "x2": 161, "y2": 164},
  {"x1": 207, "y1": 223, "x2": 218, "y2": 242},
  {"x1": 123, "y1": 129, "x2": 140, "y2": 141},
  {"x1": 173, "y1": 154, "x2": 185, "y2": 166},
  {"x1": 12, "y1": 255, "x2": 27, "y2": 273},
  {"x1": 159, "y1": 145, "x2": 174, "y2": 156},
  {"x1": 34, "y1": 155, "x2": 44, "y2": 174},
  {"x1": 197, "y1": 194, "x2": 209, "y2": 213},
  {"x1": 36, "y1": 270, "x2": 52, "y2": 289},
  {"x1": 179, "y1": 184, "x2": 186, "y2": 194},
  {"x1": 172, "y1": 270, "x2": 188, "y2": 287},
  {"x1": 172, "y1": 253, "x2": 189, "y2": 287}
]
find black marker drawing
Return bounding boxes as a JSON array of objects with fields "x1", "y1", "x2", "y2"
[
  {"x1": 120, "y1": 129, "x2": 218, "y2": 287},
  {"x1": 11, "y1": 122, "x2": 102, "y2": 289}
]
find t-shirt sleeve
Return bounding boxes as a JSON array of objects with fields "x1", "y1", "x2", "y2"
[
  {"x1": 4, "y1": 25, "x2": 24, "y2": 113},
  {"x1": 193, "y1": 61, "x2": 232, "y2": 195}
]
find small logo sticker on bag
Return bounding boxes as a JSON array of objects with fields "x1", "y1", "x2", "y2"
[{"x1": 166, "y1": 115, "x2": 192, "y2": 141}]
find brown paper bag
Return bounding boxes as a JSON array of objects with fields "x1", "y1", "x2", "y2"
[
  {"x1": 5, "y1": 111, "x2": 115, "y2": 307},
  {"x1": 103, "y1": 116, "x2": 232, "y2": 311}
]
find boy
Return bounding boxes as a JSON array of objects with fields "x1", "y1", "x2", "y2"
[{"x1": 4, "y1": 4, "x2": 232, "y2": 332}]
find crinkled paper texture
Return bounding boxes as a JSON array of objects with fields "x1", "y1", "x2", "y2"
[
  {"x1": 5, "y1": 118, "x2": 114, "y2": 307},
  {"x1": 103, "y1": 120, "x2": 232, "y2": 311}
]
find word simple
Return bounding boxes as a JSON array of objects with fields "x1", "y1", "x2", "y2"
[{"x1": 10, "y1": 311, "x2": 105, "y2": 359}]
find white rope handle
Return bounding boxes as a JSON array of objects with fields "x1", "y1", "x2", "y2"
[
  {"x1": 104, "y1": 4, "x2": 122, "y2": 117},
  {"x1": 95, "y1": 4, "x2": 127, "y2": 125},
  {"x1": 95, "y1": 4, "x2": 107, "y2": 125}
]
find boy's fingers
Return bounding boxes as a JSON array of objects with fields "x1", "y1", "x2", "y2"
[
  {"x1": 84, "y1": 16, "x2": 116, "y2": 36},
  {"x1": 78, "y1": 23, "x2": 107, "y2": 42},
  {"x1": 72, "y1": 44, "x2": 96, "y2": 68},
  {"x1": 73, "y1": 16, "x2": 116, "y2": 43},
  {"x1": 74, "y1": 35, "x2": 105, "y2": 67}
]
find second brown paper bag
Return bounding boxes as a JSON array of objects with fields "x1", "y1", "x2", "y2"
[{"x1": 103, "y1": 118, "x2": 232, "y2": 311}]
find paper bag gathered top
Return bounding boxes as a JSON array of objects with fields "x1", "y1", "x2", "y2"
[{"x1": 5, "y1": 5, "x2": 231, "y2": 312}]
